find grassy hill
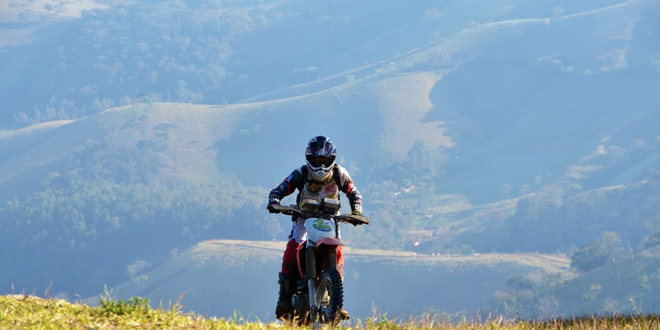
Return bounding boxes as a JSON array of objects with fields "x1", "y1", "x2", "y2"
[
  {"x1": 549, "y1": 245, "x2": 660, "y2": 315},
  {"x1": 0, "y1": 0, "x2": 659, "y2": 320},
  {"x1": 3, "y1": 294, "x2": 660, "y2": 330},
  {"x1": 1, "y1": 0, "x2": 658, "y2": 204}
]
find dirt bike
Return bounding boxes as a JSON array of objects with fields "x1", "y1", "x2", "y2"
[{"x1": 270, "y1": 199, "x2": 369, "y2": 329}]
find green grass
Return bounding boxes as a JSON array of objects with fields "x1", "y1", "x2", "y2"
[
  {"x1": 3, "y1": 294, "x2": 660, "y2": 330},
  {"x1": 0, "y1": 293, "x2": 252, "y2": 330}
]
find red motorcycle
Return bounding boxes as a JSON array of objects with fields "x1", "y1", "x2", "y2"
[{"x1": 270, "y1": 199, "x2": 369, "y2": 328}]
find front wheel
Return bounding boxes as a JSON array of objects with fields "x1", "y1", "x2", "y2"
[{"x1": 313, "y1": 268, "x2": 344, "y2": 329}]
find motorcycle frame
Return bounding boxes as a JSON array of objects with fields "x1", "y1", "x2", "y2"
[{"x1": 296, "y1": 218, "x2": 342, "y2": 322}]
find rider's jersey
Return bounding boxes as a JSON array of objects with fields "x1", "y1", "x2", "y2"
[{"x1": 269, "y1": 164, "x2": 362, "y2": 213}]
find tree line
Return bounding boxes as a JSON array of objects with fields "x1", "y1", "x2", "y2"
[{"x1": 0, "y1": 168, "x2": 272, "y2": 296}]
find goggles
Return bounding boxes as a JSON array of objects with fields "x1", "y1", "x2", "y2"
[{"x1": 307, "y1": 155, "x2": 335, "y2": 168}]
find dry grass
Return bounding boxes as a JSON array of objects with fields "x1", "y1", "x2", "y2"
[
  {"x1": 2, "y1": 294, "x2": 660, "y2": 330},
  {"x1": 353, "y1": 313, "x2": 660, "y2": 330},
  {"x1": 368, "y1": 72, "x2": 454, "y2": 162}
]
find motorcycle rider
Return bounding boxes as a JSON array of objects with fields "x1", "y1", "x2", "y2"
[{"x1": 267, "y1": 135, "x2": 363, "y2": 321}]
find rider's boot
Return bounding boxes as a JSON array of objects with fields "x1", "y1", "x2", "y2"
[
  {"x1": 337, "y1": 308, "x2": 350, "y2": 320},
  {"x1": 275, "y1": 272, "x2": 294, "y2": 320}
]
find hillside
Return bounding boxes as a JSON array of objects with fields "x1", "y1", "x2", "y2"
[
  {"x1": 2, "y1": 0, "x2": 658, "y2": 198},
  {"x1": 0, "y1": 0, "x2": 659, "y2": 320},
  {"x1": 109, "y1": 239, "x2": 571, "y2": 320},
  {"x1": 549, "y1": 245, "x2": 660, "y2": 315}
]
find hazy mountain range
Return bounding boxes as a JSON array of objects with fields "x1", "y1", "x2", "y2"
[{"x1": 1, "y1": 0, "x2": 659, "y2": 321}]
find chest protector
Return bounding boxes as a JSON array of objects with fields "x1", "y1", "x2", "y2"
[{"x1": 298, "y1": 165, "x2": 342, "y2": 212}]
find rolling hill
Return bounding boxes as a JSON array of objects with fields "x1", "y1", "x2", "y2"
[
  {"x1": 110, "y1": 239, "x2": 571, "y2": 320},
  {"x1": 544, "y1": 245, "x2": 660, "y2": 316},
  {"x1": 0, "y1": 0, "x2": 659, "y2": 320}
]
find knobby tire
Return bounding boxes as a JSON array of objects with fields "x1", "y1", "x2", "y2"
[{"x1": 313, "y1": 268, "x2": 344, "y2": 329}]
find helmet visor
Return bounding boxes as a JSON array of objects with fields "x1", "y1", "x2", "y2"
[{"x1": 307, "y1": 155, "x2": 335, "y2": 168}]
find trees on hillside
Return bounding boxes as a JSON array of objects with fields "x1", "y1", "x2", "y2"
[
  {"x1": 473, "y1": 172, "x2": 660, "y2": 255},
  {"x1": 570, "y1": 232, "x2": 626, "y2": 273},
  {"x1": 10, "y1": 0, "x2": 279, "y2": 126},
  {"x1": 0, "y1": 172, "x2": 271, "y2": 296}
]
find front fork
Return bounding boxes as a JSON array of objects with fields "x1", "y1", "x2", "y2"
[
  {"x1": 306, "y1": 245, "x2": 318, "y2": 320},
  {"x1": 306, "y1": 244, "x2": 338, "y2": 322}
]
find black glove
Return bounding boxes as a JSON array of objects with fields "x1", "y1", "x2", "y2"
[{"x1": 267, "y1": 197, "x2": 280, "y2": 213}]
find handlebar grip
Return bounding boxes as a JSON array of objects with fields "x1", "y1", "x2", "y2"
[
  {"x1": 270, "y1": 204, "x2": 302, "y2": 216},
  {"x1": 336, "y1": 214, "x2": 370, "y2": 226}
]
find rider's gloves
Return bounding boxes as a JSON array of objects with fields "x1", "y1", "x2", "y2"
[
  {"x1": 352, "y1": 203, "x2": 362, "y2": 215},
  {"x1": 350, "y1": 209, "x2": 363, "y2": 226},
  {"x1": 267, "y1": 197, "x2": 281, "y2": 213}
]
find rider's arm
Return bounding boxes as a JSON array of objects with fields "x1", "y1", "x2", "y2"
[
  {"x1": 334, "y1": 165, "x2": 363, "y2": 213},
  {"x1": 269, "y1": 167, "x2": 305, "y2": 202}
]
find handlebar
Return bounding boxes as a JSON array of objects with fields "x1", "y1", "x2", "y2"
[{"x1": 269, "y1": 204, "x2": 370, "y2": 226}]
